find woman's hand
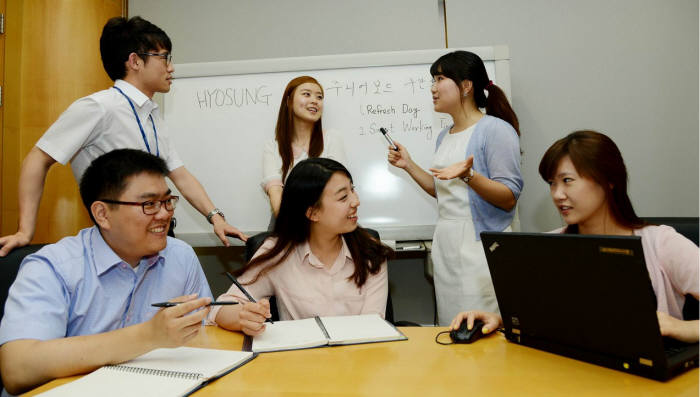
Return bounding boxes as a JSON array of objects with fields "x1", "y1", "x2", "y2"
[
  {"x1": 238, "y1": 299, "x2": 272, "y2": 336},
  {"x1": 450, "y1": 310, "x2": 502, "y2": 334},
  {"x1": 657, "y1": 311, "x2": 699, "y2": 343},
  {"x1": 387, "y1": 141, "x2": 412, "y2": 170},
  {"x1": 429, "y1": 155, "x2": 474, "y2": 180}
]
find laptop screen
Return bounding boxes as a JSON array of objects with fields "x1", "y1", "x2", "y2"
[{"x1": 480, "y1": 232, "x2": 665, "y2": 363}]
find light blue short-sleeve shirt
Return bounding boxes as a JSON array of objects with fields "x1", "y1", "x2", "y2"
[{"x1": 0, "y1": 227, "x2": 212, "y2": 344}]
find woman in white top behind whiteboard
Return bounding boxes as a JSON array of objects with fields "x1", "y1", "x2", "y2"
[
  {"x1": 388, "y1": 51, "x2": 523, "y2": 325},
  {"x1": 262, "y1": 76, "x2": 348, "y2": 218}
]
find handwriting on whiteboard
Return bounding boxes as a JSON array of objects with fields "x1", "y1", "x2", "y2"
[{"x1": 195, "y1": 86, "x2": 272, "y2": 109}]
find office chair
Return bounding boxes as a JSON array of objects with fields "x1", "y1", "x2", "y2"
[
  {"x1": 0, "y1": 244, "x2": 46, "y2": 391},
  {"x1": 643, "y1": 217, "x2": 699, "y2": 321},
  {"x1": 243, "y1": 228, "x2": 418, "y2": 326}
]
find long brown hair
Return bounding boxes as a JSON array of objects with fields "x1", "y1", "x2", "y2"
[
  {"x1": 430, "y1": 51, "x2": 520, "y2": 136},
  {"x1": 275, "y1": 76, "x2": 325, "y2": 180},
  {"x1": 538, "y1": 130, "x2": 646, "y2": 233},
  {"x1": 236, "y1": 158, "x2": 393, "y2": 287}
]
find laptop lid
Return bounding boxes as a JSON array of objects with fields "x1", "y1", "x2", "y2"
[{"x1": 480, "y1": 232, "x2": 697, "y2": 380}]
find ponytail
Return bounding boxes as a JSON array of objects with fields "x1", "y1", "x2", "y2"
[
  {"x1": 484, "y1": 84, "x2": 520, "y2": 136},
  {"x1": 431, "y1": 51, "x2": 520, "y2": 136}
]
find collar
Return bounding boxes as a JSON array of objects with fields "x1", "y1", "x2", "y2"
[
  {"x1": 91, "y1": 226, "x2": 164, "y2": 275},
  {"x1": 114, "y1": 79, "x2": 155, "y2": 109},
  {"x1": 298, "y1": 237, "x2": 352, "y2": 269}
]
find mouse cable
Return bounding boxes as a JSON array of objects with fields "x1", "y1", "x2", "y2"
[
  {"x1": 435, "y1": 328, "x2": 506, "y2": 345},
  {"x1": 435, "y1": 330, "x2": 454, "y2": 345}
]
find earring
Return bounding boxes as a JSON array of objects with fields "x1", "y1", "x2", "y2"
[{"x1": 462, "y1": 91, "x2": 469, "y2": 98}]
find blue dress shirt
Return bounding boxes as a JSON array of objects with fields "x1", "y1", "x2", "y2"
[{"x1": 0, "y1": 227, "x2": 212, "y2": 344}]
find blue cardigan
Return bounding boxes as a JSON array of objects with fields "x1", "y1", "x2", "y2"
[{"x1": 434, "y1": 115, "x2": 523, "y2": 240}]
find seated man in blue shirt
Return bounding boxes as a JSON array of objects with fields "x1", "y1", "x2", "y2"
[{"x1": 0, "y1": 149, "x2": 213, "y2": 395}]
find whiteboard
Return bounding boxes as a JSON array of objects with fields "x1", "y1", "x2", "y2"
[{"x1": 163, "y1": 46, "x2": 511, "y2": 245}]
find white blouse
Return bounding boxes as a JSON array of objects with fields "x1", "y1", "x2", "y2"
[{"x1": 261, "y1": 129, "x2": 348, "y2": 192}]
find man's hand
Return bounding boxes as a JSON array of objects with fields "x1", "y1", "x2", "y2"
[
  {"x1": 212, "y1": 216, "x2": 248, "y2": 245},
  {"x1": 0, "y1": 231, "x2": 32, "y2": 257},
  {"x1": 145, "y1": 295, "x2": 211, "y2": 348}
]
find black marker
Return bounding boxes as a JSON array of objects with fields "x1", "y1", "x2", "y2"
[
  {"x1": 225, "y1": 272, "x2": 274, "y2": 323},
  {"x1": 380, "y1": 127, "x2": 398, "y2": 151},
  {"x1": 151, "y1": 301, "x2": 239, "y2": 308}
]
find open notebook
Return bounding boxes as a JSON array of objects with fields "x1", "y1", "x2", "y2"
[
  {"x1": 244, "y1": 313, "x2": 407, "y2": 353},
  {"x1": 36, "y1": 347, "x2": 256, "y2": 397}
]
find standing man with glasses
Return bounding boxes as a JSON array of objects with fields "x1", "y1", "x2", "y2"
[
  {"x1": 0, "y1": 16, "x2": 247, "y2": 257},
  {"x1": 0, "y1": 149, "x2": 213, "y2": 395}
]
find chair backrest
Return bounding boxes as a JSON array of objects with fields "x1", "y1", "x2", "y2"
[
  {"x1": 643, "y1": 217, "x2": 699, "y2": 245},
  {"x1": 243, "y1": 228, "x2": 395, "y2": 324},
  {"x1": 243, "y1": 231, "x2": 279, "y2": 321},
  {"x1": 642, "y1": 217, "x2": 699, "y2": 320}
]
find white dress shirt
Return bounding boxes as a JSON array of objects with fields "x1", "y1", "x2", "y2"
[{"x1": 36, "y1": 79, "x2": 183, "y2": 181}]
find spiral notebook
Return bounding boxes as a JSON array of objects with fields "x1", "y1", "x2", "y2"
[
  {"x1": 36, "y1": 347, "x2": 256, "y2": 397},
  {"x1": 244, "y1": 313, "x2": 407, "y2": 353}
]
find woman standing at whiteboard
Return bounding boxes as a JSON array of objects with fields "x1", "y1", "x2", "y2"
[
  {"x1": 262, "y1": 76, "x2": 347, "y2": 218},
  {"x1": 388, "y1": 51, "x2": 522, "y2": 325}
]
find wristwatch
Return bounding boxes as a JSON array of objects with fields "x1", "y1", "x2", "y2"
[
  {"x1": 461, "y1": 167, "x2": 475, "y2": 184},
  {"x1": 206, "y1": 208, "x2": 225, "y2": 224}
]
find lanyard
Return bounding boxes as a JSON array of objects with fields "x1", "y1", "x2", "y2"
[{"x1": 113, "y1": 86, "x2": 159, "y2": 157}]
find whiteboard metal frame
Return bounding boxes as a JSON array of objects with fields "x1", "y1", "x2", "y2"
[{"x1": 172, "y1": 46, "x2": 511, "y2": 102}]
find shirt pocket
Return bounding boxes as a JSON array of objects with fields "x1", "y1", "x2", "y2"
[
  {"x1": 276, "y1": 285, "x2": 322, "y2": 319},
  {"x1": 336, "y1": 290, "x2": 365, "y2": 316}
]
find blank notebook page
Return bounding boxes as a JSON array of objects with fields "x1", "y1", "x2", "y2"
[
  {"x1": 252, "y1": 318, "x2": 328, "y2": 352},
  {"x1": 36, "y1": 347, "x2": 253, "y2": 397},
  {"x1": 321, "y1": 313, "x2": 400, "y2": 344},
  {"x1": 123, "y1": 346, "x2": 251, "y2": 378},
  {"x1": 36, "y1": 367, "x2": 200, "y2": 397}
]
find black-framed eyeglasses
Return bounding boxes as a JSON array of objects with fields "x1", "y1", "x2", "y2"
[
  {"x1": 138, "y1": 52, "x2": 173, "y2": 65},
  {"x1": 99, "y1": 196, "x2": 179, "y2": 215}
]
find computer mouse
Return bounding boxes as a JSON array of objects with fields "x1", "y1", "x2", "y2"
[{"x1": 450, "y1": 319, "x2": 485, "y2": 344}]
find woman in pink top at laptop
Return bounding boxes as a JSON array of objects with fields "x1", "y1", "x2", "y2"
[
  {"x1": 452, "y1": 130, "x2": 699, "y2": 343},
  {"x1": 212, "y1": 158, "x2": 392, "y2": 336}
]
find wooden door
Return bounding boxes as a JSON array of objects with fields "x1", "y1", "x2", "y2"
[{"x1": 1, "y1": 0, "x2": 125, "y2": 242}]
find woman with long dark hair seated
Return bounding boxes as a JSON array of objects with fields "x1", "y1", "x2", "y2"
[
  {"x1": 450, "y1": 130, "x2": 699, "y2": 343},
  {"x1": 211, "y1": 158, "x2": 392, "y2": 336}
]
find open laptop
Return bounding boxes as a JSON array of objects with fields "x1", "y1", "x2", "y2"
[{"x1": 480, "y1": 232, "x2": 698, "y2": 381}]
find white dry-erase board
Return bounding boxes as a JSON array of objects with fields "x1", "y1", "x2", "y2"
[{"x1": 163, "y1": 46, "x2": 511, "y2": 245}]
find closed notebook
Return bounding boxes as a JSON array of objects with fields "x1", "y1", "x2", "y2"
[
  {"x1": 36, "y1": 347, "x2": 256, "y2": 397},
  {"x1": 245, "y1": 313, "x2": 407, "y2": 353}
]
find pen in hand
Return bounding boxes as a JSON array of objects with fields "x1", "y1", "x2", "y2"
[
  {"x1": 151, "y1": 301, "x2": 239, "y2": 308},
  {"x1": 225, "y1": 271, "x2": 274, "y2": 324},
  {"x1": 380, "y1": 127, "x2": 398, "y2": 151}
]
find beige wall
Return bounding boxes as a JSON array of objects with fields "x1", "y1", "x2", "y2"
[{"x1": 445, "y1": 0, "x2": 699, "y2": 231}]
